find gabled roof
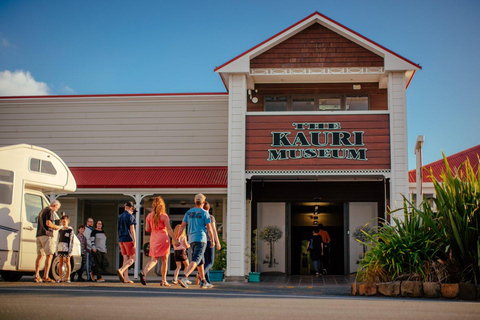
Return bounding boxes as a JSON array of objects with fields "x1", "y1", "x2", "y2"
[
  {"x1": 70, "y1": 167, "x2": 228, "y2": 189},
  {"x1": 215, "y1": 11, "x2": 421, "y2": 88},
  {"x1": 409, "y1": 145, "x2": 480, "y2": 183}
]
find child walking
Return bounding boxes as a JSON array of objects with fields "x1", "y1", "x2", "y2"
[
  {"x1": 57, "y1": 215, "x2": 74, "y2": 283},
  {"x1": 172, "y1": 224, "x2": 190, "y2": 285}
]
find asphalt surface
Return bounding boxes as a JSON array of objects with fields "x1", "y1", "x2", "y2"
[{"x1": 0, "y1": 276, "x2": 479, "y2": 320}]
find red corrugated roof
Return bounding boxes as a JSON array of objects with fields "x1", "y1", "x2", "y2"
[
  {"x1": 70, "y1": 167, "x2": 228, "y2": 189},
  {"x1": 409, "y1": 145, "x2": 480, "y2": 183}
]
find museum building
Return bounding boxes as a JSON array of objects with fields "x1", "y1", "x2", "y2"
[{"x1": 0, "y1": 12, "x2": 421, "y2": 279}]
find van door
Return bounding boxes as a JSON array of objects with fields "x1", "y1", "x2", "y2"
[{"x1": 18, "y1": 192, "x2": 48, "y2": 271}]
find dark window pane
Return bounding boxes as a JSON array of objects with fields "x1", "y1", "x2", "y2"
[
  {"x1": 265, "y1": 96, "x2": 288, "y2": 111},
  {"x1": 30, "y1": 158, "x2": 40, "y2": 172},
  {"x1": 40, "y1": 161, "x2": 57, "y2": 175},
  {"x1": 292, "y1": 97, "x2": 315, "y2": 111},
  {"x1": 0, "y1": 184, "x2": 13, "y2": 205},
  {"x1": 346, "y1": 96, "x2": 369, "y2": 110},
  {"x1": 0, "y1": 169, "x2": 14, "y2": 183}
]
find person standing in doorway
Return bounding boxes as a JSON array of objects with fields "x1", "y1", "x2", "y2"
[
  {"x1": 304, "y1": 227, "x2": 323, "y2": 277},
  {"x1": 315, "y1": 224, "x2": 331, "y2": 274},
  {"x1": 34, "y1": 200, "x2": 62, "y2": 283},
  {"x1": 139, "y1": 196, "x2": 179, "y2": 286},
  {"x1": 117, "y1": 201, "x2": 137, "y2": 284},
  {"x1": 84, "y1": 217, "x2": 95, "y2": 281},
  {"x1": 176, "y1": 194, "x2": 214, "y2": 289}
]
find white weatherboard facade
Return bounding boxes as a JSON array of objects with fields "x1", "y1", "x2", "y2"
[{"x1": 0, "y1": 95, "x2": 228, "y2": 167}]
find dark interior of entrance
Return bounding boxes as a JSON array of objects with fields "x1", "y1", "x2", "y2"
[{"x1": 290, "y1": 202, "x2": 344, "y2": 275}]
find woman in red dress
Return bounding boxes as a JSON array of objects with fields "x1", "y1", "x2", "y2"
[{"x1": 139, "y1": 196, "x2": 178, "y2": 286}]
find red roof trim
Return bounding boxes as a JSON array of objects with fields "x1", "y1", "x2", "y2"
[
  {"x1": 214, "y1": 11, "x2": 421, "y2": 73},
  {"x1": 406, "y1": 70, "x2": 416, "y2": 89},
  {"x1": 0, "y1": 92, "x2": 228, "y2": 99},
  {"x1": 70, "y1": 166, "x2": 228, "y2": 189}
]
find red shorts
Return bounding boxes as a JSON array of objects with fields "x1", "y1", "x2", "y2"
[{"x1": 119, "y1": 241, "x2": 135, "y2": 256}]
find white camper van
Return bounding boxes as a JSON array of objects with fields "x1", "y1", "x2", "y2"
[{"x1": 0, "y1": 144, "x2": 81, "y2": 281}]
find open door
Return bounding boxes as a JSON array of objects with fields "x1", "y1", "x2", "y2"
[
  {"x1": 257, "y1": 202, "x2": 286, "y2": 274},
  {"x1": 348, "y1": 202, "x2": 377, "y2": 274}
]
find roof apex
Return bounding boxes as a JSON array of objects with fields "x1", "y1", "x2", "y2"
[{"x1": 215, "y1": 11, "x2": 421, "y2": 74}]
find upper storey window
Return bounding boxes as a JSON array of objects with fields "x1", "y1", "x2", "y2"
[{"x1": 264, "y1": 94, "x2": 369, "y2": 111}]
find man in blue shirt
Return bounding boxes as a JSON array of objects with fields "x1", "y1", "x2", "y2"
[
  {"x1": 177, "y1": 193, "x2": 214, "y2": 289},
  {"x1": 117, "y1": 201, "x2": 137, "y2": 283}
]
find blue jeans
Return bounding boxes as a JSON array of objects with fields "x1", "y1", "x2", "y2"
[
  {"x1": 203, "y1": 241, "x2": 215, "y2": 283},
  {"x1": 191, "y1": 241, "x2": 206, "y2": 266}
]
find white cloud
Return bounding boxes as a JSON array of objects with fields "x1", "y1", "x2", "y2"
[
  {"x1": 0, "y1": 70, "x2": 50, "y2": 96},
  {"x1": 0, "y1": 35, "x2": 13, "y2": 48}
]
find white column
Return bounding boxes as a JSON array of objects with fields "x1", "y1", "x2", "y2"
[
  {"x1": 226, "y1": 73, "x2": 247, "y2": 280},
  {"x1": 124, "y1": 193, "x2": 151, "y2": 279},
  {"x1": 388, "y1": 72, "x2": 409, "y2": 213}
]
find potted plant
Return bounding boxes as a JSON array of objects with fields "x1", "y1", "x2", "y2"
[
  {"x1": 210, "y1": 239, "x2": 227, "y2": 282},
  {"x1": 246, "y1": 229, "x2": 260, "y2": 282},
  {"x1": 259, "y1": 225, "x2": 283, "y2": 268}
]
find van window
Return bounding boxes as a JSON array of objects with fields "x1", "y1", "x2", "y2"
[
  {"x1": 0, "y1": 169, "x2": 14, "y2": 205},
  {"x1": 30, "y1": 158, "x2": 57, "y2": 175},
  {"x1": 25, "y1": 194, "x2": 46, "y2": 223}
]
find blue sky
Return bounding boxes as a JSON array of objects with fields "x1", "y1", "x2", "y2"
[{"x1": 0, "y1": 0, "x2": 479, "y2": 169}]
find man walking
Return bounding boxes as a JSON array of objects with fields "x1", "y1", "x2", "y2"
[
  {"x1": 84, "y1": 217, "x2": 95, "y2": 281},
  {"x1": 34, "y1": 200, "x2": 62, "y2": 283},
  {"x1": 176, "y1": 194, "x2": 214, "y2": 289},
  {"x1": 117, "y1": 201, "x2": 137, "y2": 283}
]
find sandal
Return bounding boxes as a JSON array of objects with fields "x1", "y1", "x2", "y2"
[
  {"x1": 43, "y1": 278, "x2": 55, "y2": 283},
  {"x1": 34, "y1": 276, "x2": 43, "y2": 283},
  {"x1": 123, "y1": 280, "x2": 134, "y2": 284},
  {"x1": 160, "y1": 281, "x2": 170, "y2": 287},
  {"x1": 139, "y1": 272, "x2": 146, "y2": 286}
]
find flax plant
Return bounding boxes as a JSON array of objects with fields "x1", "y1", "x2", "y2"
[
  {"x1": 418, "y1": 155, "x2": 480, "y2": 284},
  {"x1": 356, "y1": 205, "x2": 442, "y2": 283}
]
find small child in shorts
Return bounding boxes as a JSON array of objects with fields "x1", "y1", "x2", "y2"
[
  {"x1": 172, "y1": 224, "x2": 190, "y2": 285},
  {"x1": 57, "y1": 215, "x2": 74, "y2": 283}
]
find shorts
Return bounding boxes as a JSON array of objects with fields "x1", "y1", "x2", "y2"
[
  {"x1": 174, "y1": 249, "x2": 188, "y2": 262},
  {"x1": 36, "y1": 235, "x2": 55, "y2": 256},
  {"x1": 191, "y1": 242, "x2": 206, "y2": 266},
  {"x1": 119, "y1": 241, "x2": 135, "y2": 256},
  {"x1": 57, "y1": 251, "x2": 70, "y2": 258}
]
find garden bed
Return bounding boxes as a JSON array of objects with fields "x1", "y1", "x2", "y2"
[{"x1": 351, "y1": 281, "x2": 479, "y2": 300}]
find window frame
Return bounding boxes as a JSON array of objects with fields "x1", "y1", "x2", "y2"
[{"x1": 264, "y1": 93, "x2": 370, "y2": 112}]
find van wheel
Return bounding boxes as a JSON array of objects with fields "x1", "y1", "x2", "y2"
[
  {"x1": 50, "y1": 255, "x2": 69, "y2": 281},
  {"x1": 0, "y1": 271, "x2": 23, "y2": 282}
]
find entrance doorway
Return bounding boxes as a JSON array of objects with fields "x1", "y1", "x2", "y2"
[{"x1": 290, "y1": 202, "x2": 344, "y2": 275}]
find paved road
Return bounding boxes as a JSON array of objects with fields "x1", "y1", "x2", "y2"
[{"x1": 1, "y1": 280, "x2": 480, "y2": 320}]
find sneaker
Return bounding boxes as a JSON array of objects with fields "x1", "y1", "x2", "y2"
[
  {"x1": 185, "y1": 279, "x2": 192, "y2": 285},
  {"x1": 200, "y1": 280, "x2": 212, "y2": 289},
  {"x1": 171, "y1": 280, "x2": 178, "y2": 285},
  {"x1": 178, "y1": 277, "x2": 189, "y2": 288},
  {"x1": 66, "y1": 280, "x2": 71, "y2": 283},
  {"x1": 97, "y1": 278, "x2": 105, "y2": 282},
  {"x1": 139, "y1": 272, "x2": 147, "y2": 286}
]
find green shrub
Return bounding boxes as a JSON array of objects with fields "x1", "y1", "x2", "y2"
[{"x1": 212, "y1": 239, "x2": 227, "y2": 271}]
